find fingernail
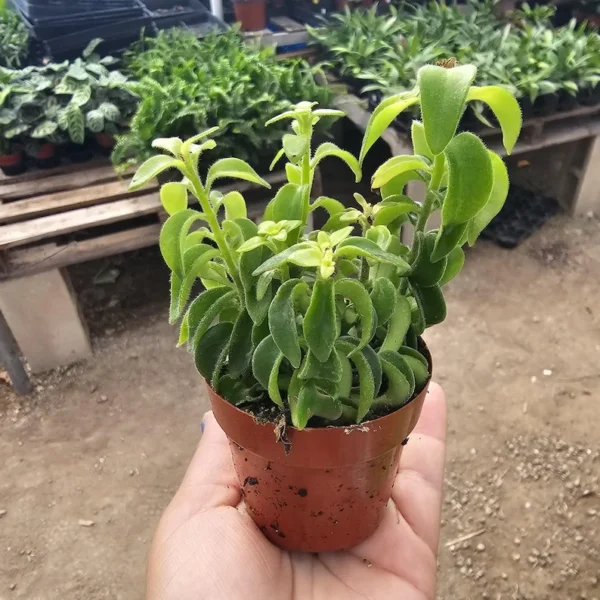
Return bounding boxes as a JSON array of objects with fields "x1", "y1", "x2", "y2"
[{"x1": 201, "y1": 419, "x2": 205, "y2": 433}]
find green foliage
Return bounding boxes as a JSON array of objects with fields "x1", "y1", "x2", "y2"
[
  {"x1": 0, "y1": 40, "x2": 137, "y2": 151},
  {"x1": 112, "y1": 28, "x2": 333, "y2": 172},
  {"x1": 309, "y1": 0, "x2": 600, "y2": 103},
  {"x1": 0, "y1": 4, "x2": 28, "y2": 69},
  {"x1": 133, "y1": 64, "x2": 521, "y2": 429}
]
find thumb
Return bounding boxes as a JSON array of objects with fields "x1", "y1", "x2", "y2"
[{"x1": 165, "y1": 411, "x2": 241, "y2": 527}]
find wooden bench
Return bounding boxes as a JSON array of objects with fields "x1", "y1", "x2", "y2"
[{"x1": 0, "y1": 159, "x2": 304, "y2": 378}]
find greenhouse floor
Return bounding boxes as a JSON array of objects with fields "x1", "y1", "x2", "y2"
[{"x1": 0, "y1": 213, "x2": 599, "y2": 599}]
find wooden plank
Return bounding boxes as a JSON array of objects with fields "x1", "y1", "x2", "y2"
[
  {"x1": 0, "y1": 157, "x2": 108, "y2": 187},
  {"x1": 0, "y1": 163, "x2": 124, "y2": 201},
  {"x1": 0, "y1": 179, "x2": 159, "y2": 224},
  {"x1": 0, "y1": 192, "x2": 161, "y2": 250},
  {"x1": 4, "y1": 224, "x2": 161, "y2": 279}
]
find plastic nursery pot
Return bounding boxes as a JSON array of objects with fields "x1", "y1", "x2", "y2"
[
  {"x1": 579, "y1": 85, "x2": 600, "y2": 107},
  {"x1": 533, "y1": 92, "x2": 559, "y2": 117},
  {"x1": 233, "y1": 0, "x2": 266, "y2": 31},
  {"x1": 0, "y1": 150, "x2": 27, "y2": 176},
  {"x1": 518, "y1": 96, "x2": 534, "y2": 120},
  {"x1": 63, "y1": 141, "x2": 94, "y2": 163},
  {"x1": 95, "y1": 133, "x2": 116, "y2": 156},
  {"x1": 558, "y1": 90, "x2": 579, "y2": 112},
  {"x1": 208, "y1": 351, "x2": 432, "y2": 553},
  {"x1": 35, "y1": 143, "x2": 60, "y2": 170}
]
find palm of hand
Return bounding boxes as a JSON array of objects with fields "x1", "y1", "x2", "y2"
[{"x1": 147, "y1": 383, "x2": 446, "y2": 600}]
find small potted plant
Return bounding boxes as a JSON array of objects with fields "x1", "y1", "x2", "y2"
[
  {"x1": 131, "y1": 62, "x2": 521, "y2": 552},
  {"x1": 232, "y1": 0, "x2": 266, "y2": 31},
  {"x1": 0, "y1": 137, "x2": 26, "y2": 176}
]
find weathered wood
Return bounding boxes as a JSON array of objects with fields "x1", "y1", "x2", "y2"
[
  {"x1": 0, "y1": 268, "x2": 92, "y2": 373},
  {"x1": 0, "y1": 311, "x2": 32, "y2": 395},
  {"x1": 4, "y1": 224, "x2": 162, "y2": 279},
  {"x1": 0, "y1": 179, "x2": 158, "y2": 224},
  {"x1": 0, "y1": 163, "x2": 123, "y2": 201},
  {"x1": 0, "y1": 192, "x2": 161, "y2": 250}
]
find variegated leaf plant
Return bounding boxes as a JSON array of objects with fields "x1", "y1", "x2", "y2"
[{"x1": 130, "y1": 63, "x2": 521, "y2": 430}]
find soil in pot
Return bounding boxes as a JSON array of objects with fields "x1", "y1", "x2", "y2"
[
  {"x1": 35, "y1": 143, "x2": 60, "y2": 170},
  {"x1": 208, "y1": 347, "x2": 432, "y2": 552},
  {"x1": 233, "y1": 0, "x2": 266, "y2": 31},
  {"x1": 0, "y1": 150, "x2": 27, "y2": 176}
]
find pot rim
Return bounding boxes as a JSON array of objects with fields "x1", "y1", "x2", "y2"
[{"x1": 213, "y1": 342, "x2": 432, "y2": 434}]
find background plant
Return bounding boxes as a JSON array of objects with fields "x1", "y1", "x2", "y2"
[
  {"x1": 309, "y1": 0, "x2": 600, "y2": 103},
  {"x1": 130, "y1": 63, "x2": 521, "y2": 430},
  {"x1": 112, "y1": 28, "x2": 332, "y2": 172},
  {"x1": 0, "y1": 40, "x2": 137, "y2": 152},
  {"x1": 0, "y1": 0, "x2": 29, "y2": 69}
]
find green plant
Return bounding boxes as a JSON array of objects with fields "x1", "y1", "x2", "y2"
[
  {"x1": 113, "y1": 28, "x2": 332, "y2": 172},
  {"x1": 310, "y1": 0, "x2": 600, "y2": 104},
  {"x1": 0, "y1": 0, "x2": 28, "y2": 69},
  {"x1": 130, "y1": 63, "x2": 521, "y2": 430},
  {"x1": 0, "y1": 40, "x2": 137, "y2": 151}
]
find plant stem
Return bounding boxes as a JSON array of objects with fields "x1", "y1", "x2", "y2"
[
  {"x1": 414, "y1": 153, "x2": 444, "y2": 235},
  {"x1": 300, "y1": 151, "x2": 313, "y2": 232},
  {"x1": 189, "y1": 178, "x2": 243, "y2": 294}
]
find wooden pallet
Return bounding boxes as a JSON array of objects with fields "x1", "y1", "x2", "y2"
[
  {"x1": 0, "y1": 158, "x2": 292, "y2": 375},
  {"x1": 0, "y1": 160, "x2": 287, "y2": 280}
]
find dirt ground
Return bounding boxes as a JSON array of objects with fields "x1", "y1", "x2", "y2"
[{"x1": 0, "y1": 213, "x2": 599, "y2": 600}]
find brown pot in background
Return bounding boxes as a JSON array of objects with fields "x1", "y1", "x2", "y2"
[
  {"x1": 35, "y1": 143, "x2": 60, "y2": 169},
  {"x1": 0, "y1": 149, "x2": 27, "y2": 176},
  {"x1": 95, "y1": 133, "x2": 116, "y2": 156},
  {"x1": 208, "y1": 350, "x2": 432, "y2": 552},
  {"x1": 233, "y1": 0, "x2": 266, "y2": 31}
]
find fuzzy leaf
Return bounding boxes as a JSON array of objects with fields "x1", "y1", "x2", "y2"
[
  {"x1": 228, "y1": 310, "x2": 254, "y2": 378},
  {"x1": 335, "y1": 237, "x2": 411, "y2": 273},
  {"x1": 290, "y1": 380, "x2": 342, "y2": 429},
  {"x1": 303, "y1": 277, "x2": 337, "y2": 363},
  {"x1": 413, "y1": 284, "x2": 446, "y2": 326},
  {"x1": 431, "y1": 222, "x2": 468, "y2": 263},
  {"x1": 335, "y1": 278, "x2": 374, "y2": 354},
  {"x1": 186, "y1": 287, "x2": 235, "y2": 347},
  {"x1": 311, "y1": 142, "x2": 361, "y2": 182},
  {"x1": 310, "y1": 196, "x2": 345, "y2": 216},
  {"x1": 160, "y1": 182, "x2": 188, "y2": 216},
  {"x1": 268, "y1": 278, "x2": 307, "y2": 368},
  {"x1": 411, "y1": 231, "x2": 447, "y2": 287},
  {"x1": 380, "y1": 294, "x2": 411, "y2": 353},
  {"x1": 410, "y1": 121, "x2": 433, "y2": 161},
  {"x1": 371, "y1": 155, "x2": 430, "y2": 189},
  {"x1": 207, "y1": 158, "x2": 270, "y2": 190},
  {"x1": 370, "y1": 278, "x2": 397, "y2": 326},
  {"x1": 130, "y1": 155, "x2": 181, "y2": 191},
  {"x1": 467, "y1": 152, "x2": 509, "y2": 245},
  {"x1": 298, "y1": 349, "x2": 342, "y2": 382},
  {"x1": 152, "y1": 138, "x2": 183, "y2": 156},
  {"x1": 194, "y1": 322, "x2": 233, "y2": 381},
  {"x1": 373, "y1": 198, "x2": 417, "y2": 227},
  {"x1": 466, "y1": 86, "x2": 522, "y2": 154},
  {"x1": 221, "y1": 191, "x2": 247, "y2": 220},
  {"x1": 264, "y1": 183, "x2": 304, "y2": 222},
  {"x1": 378, "y1": 352, "x2": 413, "y2": 408},
  {"x1": 418, "y1": 64, "x2": 476, "y2": 155},
  {"x1": 282, "y1": 133, "x2": 309, "y2": 162},
  {"x1": 398, "y1": 346, "x2": 429, "y2": 392},
  {"x1": 252, "y1": 335, "x2": 284, "y2": 407},
  {"x1": 442, "y1": 133, "x2": 493, "y2": 226},
  {"x1": 439, "y1": 246, "x2": 465, "y2": 286},
  {"x1": 359, "y1": 92, "x2": 420, "y2": 163},
  {"x1": 159, "y1": 209, "x2": 203, "y2": 278}
]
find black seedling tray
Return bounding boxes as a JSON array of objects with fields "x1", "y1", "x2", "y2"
[
  {"x1": 183, "y1": 13, "x2": 228, "y2": 37},
  {"x1": 143, "y1": 0, "x2": 209, "y2": 28},
  {"x1": 480, "y1": 186, "x2": 560, "y2": 249}
]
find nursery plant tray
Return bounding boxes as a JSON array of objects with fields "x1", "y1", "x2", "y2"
[{"x1": 481, "y1": 187, "x2": 560, "y2": 249}]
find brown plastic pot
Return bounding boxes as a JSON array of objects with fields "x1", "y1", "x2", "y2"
[
  {"x1": 0, "y1": 150, "x2": 27, "y2": 176},
  {"x1": 208, "y1": 350, "x2": 432, "y2": 552},
  {"x1": 233, "y1": 0, "x2": 266, "y2": 31},
  {"x1": 95, "y1": 133, "x2": 115, "y2": 149}
]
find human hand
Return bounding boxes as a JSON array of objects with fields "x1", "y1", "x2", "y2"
[{"x1": 146, "y1": 382, "x2": 446, "y2": 600}]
